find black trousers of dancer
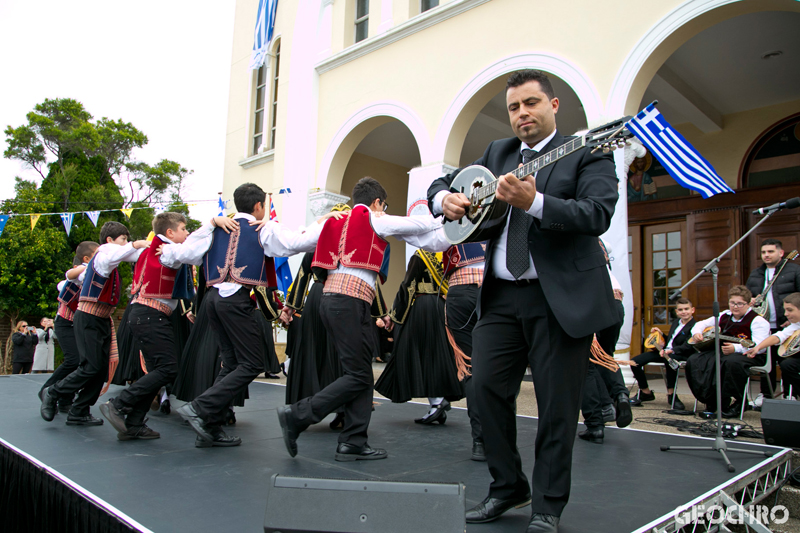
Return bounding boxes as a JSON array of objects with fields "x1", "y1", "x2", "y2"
[
  {"x1": 445, "y1": 283, "x2": 482, "y2": 441},
  {"x1": 473, "y1": 278, "x2": 591, "y2": 517},
  {"x1": 51, "y1": 311, "x2": 111, "y2": 417},
  {"x1": 114, "y1": 304, "x2": 178, "y2": 428},
  {"x1": 192, "y1": 287, "x2": 265, "y2": 427},
  {"x1": 41, "y1": 316, "x2": 81, "y2": 404},
  {"x1": 291, "y1": 293, "x2": 376, "y2": 447},
  {"x1": 581, "y1": 300, "x2": 625, "y2": 428}
]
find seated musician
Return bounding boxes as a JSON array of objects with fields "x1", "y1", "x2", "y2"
[
  {"x1": 629, "y1": 298, "x2": 696, "y2": 410},
  {"x1": 746, "y1": 292, "x2": 800, "y2": 399},
  {"x1": 685, "y1": 286, "x2": 769, "y2": 417}
]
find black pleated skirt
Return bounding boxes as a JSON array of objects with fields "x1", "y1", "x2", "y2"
[{"x1": 375, "y1": 294, "x2": 463, "y2": 403}]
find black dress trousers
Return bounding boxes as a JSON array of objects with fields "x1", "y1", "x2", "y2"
[
  {"x1": 445, "y1": 283, "x2": 482, "y2": 441},
  {"x1": 472, "y1": 278, "x2": 591, "y2": 517},
  {"x1": 192, "y1": 287, "x2": 265, "y2": 426},
  {"x1": 41, "y1": 315, "x2": 81, "y2": 401},
  {"x1": 292, "y1": 293, "x2": 376, "y2": 447}
]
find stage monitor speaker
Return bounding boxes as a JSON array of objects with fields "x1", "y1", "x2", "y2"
[
  {"x1": 761, "y1": 399, "x2": 800, "y2": 448},
  {"x1": 264, "y1": 474, "x2": 466, "y2": 533}
]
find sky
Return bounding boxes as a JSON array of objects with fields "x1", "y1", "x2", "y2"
[{"x1": 0, "y1": 0, "x2": 238, "y2": 223}]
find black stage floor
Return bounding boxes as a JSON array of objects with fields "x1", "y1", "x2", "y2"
[{"x1": 0, "y1": 374, "x2": 789, "y2": 533}]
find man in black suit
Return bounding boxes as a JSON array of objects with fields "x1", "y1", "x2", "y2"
[
  {"x1": 629, "y1": 298, "x2": 696, "y2": 410},
  {"x1": 427, "y1": 70, "x2": 618, "y2": 533}
]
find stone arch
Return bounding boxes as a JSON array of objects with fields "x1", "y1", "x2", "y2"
[
  {"x1": 607, "y1": 0, "x2": 800, "y2": 117},
  {"x1": 433, "y1": 52, "x2": 603, "y2": 166}
]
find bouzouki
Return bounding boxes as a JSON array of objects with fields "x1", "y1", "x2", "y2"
[
  {"x1": 442, "y1": 115, "x2": 634, "y2": 244},
  {"x1": 687, "y1": 326, "x2": 756, "y2": 353},
  {"x1": 778, "y1": 330, "x2": 800, "y2": 358}
]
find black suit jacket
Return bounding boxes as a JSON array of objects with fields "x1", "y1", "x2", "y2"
[
  {"x1": 664, "y1": 318, "x2": 696, "y2": 360},
  {"x1": 427, "y1": 132, "x2": 618, "y2": 338}
]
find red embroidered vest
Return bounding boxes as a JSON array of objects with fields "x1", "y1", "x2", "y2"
[
  {"x1": 132, "y1": 235, "x2": 194, "y2": 300},
  {"x1": 720, "y1": 310, "x2": 758, "y2": 341},
  {"x1": 312, "y1": 205, "x2": 389, "y2": 283}
]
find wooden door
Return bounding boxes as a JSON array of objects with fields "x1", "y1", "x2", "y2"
[
  {"x1": 628, "y1": 227, "x2": 642, "y2": 356},
  {"x1": 643, "y1": 222, "x2": 687, "y2": 341}
]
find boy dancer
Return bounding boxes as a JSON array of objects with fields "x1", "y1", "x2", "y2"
[
  {"x1": 39, "y1": 242, "x2": 100, "y2": 412},
  {"x1": 161, "y1": 183, "x2": 331, "y2": 447},
  {"x1": 99, "y1": 212, "x2": 218, "y2": 440},
  {"x1": 277, "y1": 177, "x2": 440, "y2": 461},
  {"x1": 746, "y1": 292, "x2": 800, "y2": 398},
  {"x1": 41, "y1": 223, "x2": 148, "y2": 425}
]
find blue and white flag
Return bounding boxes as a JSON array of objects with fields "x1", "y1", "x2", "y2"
[
  {"x1": 626, "y1": 103, "x2": 733, "y2": 198},
  {"x1": 60, "y1": 213, "x2": 74, "y2": 236},
  {"x1": 249, "y1": 0, "x2": 279, "y2": 70},
  {"x1": 0, "y1": 215, "x2": 8, "y2": 238},
  {"x1": 85, "y1": 211, "x2": 100, "y2": 227},
  {"x1": 218, "y1": 196, "x2": 227, "y2": 216},
  {"x1": 275, "y1": 257, "x2": 292, "y2": 295},
  {"x1": 278, "y1": 188, "x2": 291, "y2": 194}
]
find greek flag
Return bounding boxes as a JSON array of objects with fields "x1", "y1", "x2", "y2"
[
  {"x1": 249, "y1": 0, "x2": 279, "y2": 70},
  {"x1": 626, "y1": 103, "x2": 733, "y2": 198}
]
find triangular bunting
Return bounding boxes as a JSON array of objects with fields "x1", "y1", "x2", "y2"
[
  {"x1": 0, "y1": 215, "x2": 9, "y2": 238},
  {"x1": 60, "y1": 213, "x2": 75, "y2": 236},
  {"x1": 85, "y1": 211, "x2": 100, "y2": 227},
  {"x1": 120, "y1": 208, "x2": 134, "y2": 219},
  {"x1": 30, "y1": 214, "x2": 41, "y2": 230}
]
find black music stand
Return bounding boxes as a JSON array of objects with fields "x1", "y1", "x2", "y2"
[{"x1": 660, "y1": 209, "x2": 777, "y2": 472}]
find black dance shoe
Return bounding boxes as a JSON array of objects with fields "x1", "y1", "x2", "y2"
[
  {"x1": 465, "y1": 493, "x2": 532, "y2": 524},
  {"x1": 100, "y1": 400, "x2": 128, "y2": 434},
  {"x1": 615, "y1": 392, "x2": 633, "y2": 428},
  {"x1": 118, "y1": 424, "x2": 160, "y2": 441},
  {"x1": 195, "y1": 427, "x2": 242, "y2": 448},
  {"x1": 415, "y1": 400, "x2": 450, "y2": 425},
  {"x1": 527, "y1": 513, "x2": 560, "y2": 532},
  {"x1": 160, "y1": 398, "x2": 171, "y2": 415},
  {"x1": 277, "y1": 406, "x2": 300, "y2": 457},
  {"x1": 471, "y1": 439, "x2": 486, "y2": 462},
  {"x1": 334, "y1": 442, "x2": 388, "y2": 461},
  {"x1": 667, "y1": 394, "x2": 686, "y2": 411},
  {"x1": 225, "y1": 408, "x2": 236, "y2": 425},
  {"x1": 177, "y1": 403, "x2": 213, "y2": 442},
  {"x1": 577, "y1": 426, "x2": 604, "y2": 444},
  {"x1": 40, "y1": 386, "x2": 57, "y2": 422},
  {"x1": 66, "y1": 414, "x2": 104, "y2": 426},
  {"x1": 329, "y1": 411, "x2": 345, "y2": 430}
]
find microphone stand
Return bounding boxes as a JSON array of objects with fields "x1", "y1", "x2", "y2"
[{"x1": 660, "y1": 207, "x2": 778, "y2": 472}]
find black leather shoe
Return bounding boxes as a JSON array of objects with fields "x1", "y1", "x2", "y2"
[
  {"x1": 99, "y1": 400, "x2": 128, "y2": 434},
  {"x1": 601, "y1": 404, "x2": 615, "y2": 423},
  {"x1": 578, "y1": 426, "x2": 604, "y2": 443},
  {"x1": 722, "y1": 403, "x2": 746, "y2": 418},
  {"x1": 195, "y1": 427, "x2": 242, "y2": 448},
  {"x1": 66, "y1": 414, "x2": 104, "y2": 426},
  {"x1": 466, "y1": 493, "x2": 532, "y2": 524},
  {"x1": 118, "y1": 424, "x2": 160, "y2": 440},
  {"x1": 415, "y1": 401, "x2": 450, "y2": 425},
  {"x1": 335, "y1": 442, "x2": 387, "y2": 461},
  {"x1": 277, "y1": 406, "x2": 299, "y2": 457},
  {"x1": 40, "y1": 386, "x2": 57, "y2": 422},
  {"x1": 57, "y1": 402, "x2": 73, "y2": 414},
  {"x1": 329, "y1": 411, "x2": 345, "y2": 430},
  {"x1": 177, "y1": 403, "x2": 213, "y2": 442},
  {"x1": 160, "y1": 399, "x2": 171, "y2": 415},
  {"x1": 527, "y1": 513, "x2": 560, "y2": 532},
  {"x1": 471, "y1": 440, "x2": 486, "y2": 462},
  {"x1": 615, "y1": 392, "x2": 632, "y2": 428},
  {"x1": 225, "y1": 408, "x2": 236, "y2": 425},
  {"x1": 667, "y1": 394, "x2": 686, "y2": 411}
]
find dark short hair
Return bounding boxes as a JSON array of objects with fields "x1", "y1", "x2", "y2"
[
  {"x1": 352, "y1": 177, "x2": 387, "y2": 207},
  {"x1": 728, "y1": 285, "x2": 752, "y2": 302},
  {"x1": 233, "y1": 183, "x2": 267, "y2": 214},
  {"x1": 153, "y1": 212, "x2": 187, "y2": 236},
  {"x1": 675, "y1": 297, "x2": 693, "y2": 307},
  {"x1": 100, "y1": 222, "x2": 130, "y2": 244},
  {"x1": 783, "y1": 292, "x2": 800, "y2": 309},
  {"x1": 761, "y1": 238, "x2": 783, "y2": 250},
  {"x1": 75, "y1": 241, "x2": 99, "y2": 264},
  {"x1": 506, "y1": 69, "x2": 555, "y2": 100}
]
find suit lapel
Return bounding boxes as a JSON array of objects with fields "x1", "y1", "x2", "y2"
[{"x1": 533, "y1": 132, "x2": 566, "y2": 194}]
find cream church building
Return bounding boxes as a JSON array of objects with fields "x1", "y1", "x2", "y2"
[{"x1": 221, "y1": 0, "x2": 800, "y2": 356}]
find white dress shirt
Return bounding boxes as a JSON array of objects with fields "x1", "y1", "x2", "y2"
[
  {"x1": 79, "y1": 243, "x2": 143, "y2": 282},
  {"x1": 774, "y1": 322, "x2": 800, "y2": 344},
  {"x1": 160, "y1": 213, "x2": 324, "y2": 298},
  {"x1": 432, "y1": 129, "x2": 556, "y2": 280},
  {"x1": 329, "y1": 209, "x2": 442, "y2": 286},
  {"x1": 665, "y1": 321, "x2": 688, "y2": 351},
  {"x1": 691, "y1": 310, "x2": 770, "y2": 354}
]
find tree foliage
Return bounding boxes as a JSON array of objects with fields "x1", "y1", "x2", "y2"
[{"x1": 1, "y1": 98, "x2": 200, "y2": 371}]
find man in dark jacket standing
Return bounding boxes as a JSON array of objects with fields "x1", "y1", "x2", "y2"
[
  {"x1": 427, "y1": 69, "x2": 618, "y2": 533},
  {"x1": 745, "y1": 238, "x2": 800, "y2": 401}
]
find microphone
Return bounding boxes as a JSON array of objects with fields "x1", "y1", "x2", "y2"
[{"x1": 753, "y1": 197, "x2": 800, "y2": 216}]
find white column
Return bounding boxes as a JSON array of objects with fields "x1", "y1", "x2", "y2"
[
  {"x1": 306, "y1": 189, "x2": 350, "y2": 224},
  {"x1": 405, "y1": 163, "x2": 455, "y2": 262},
  {"x1": 317, "y1": 0, "x2": 334, "y2": 59}
]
